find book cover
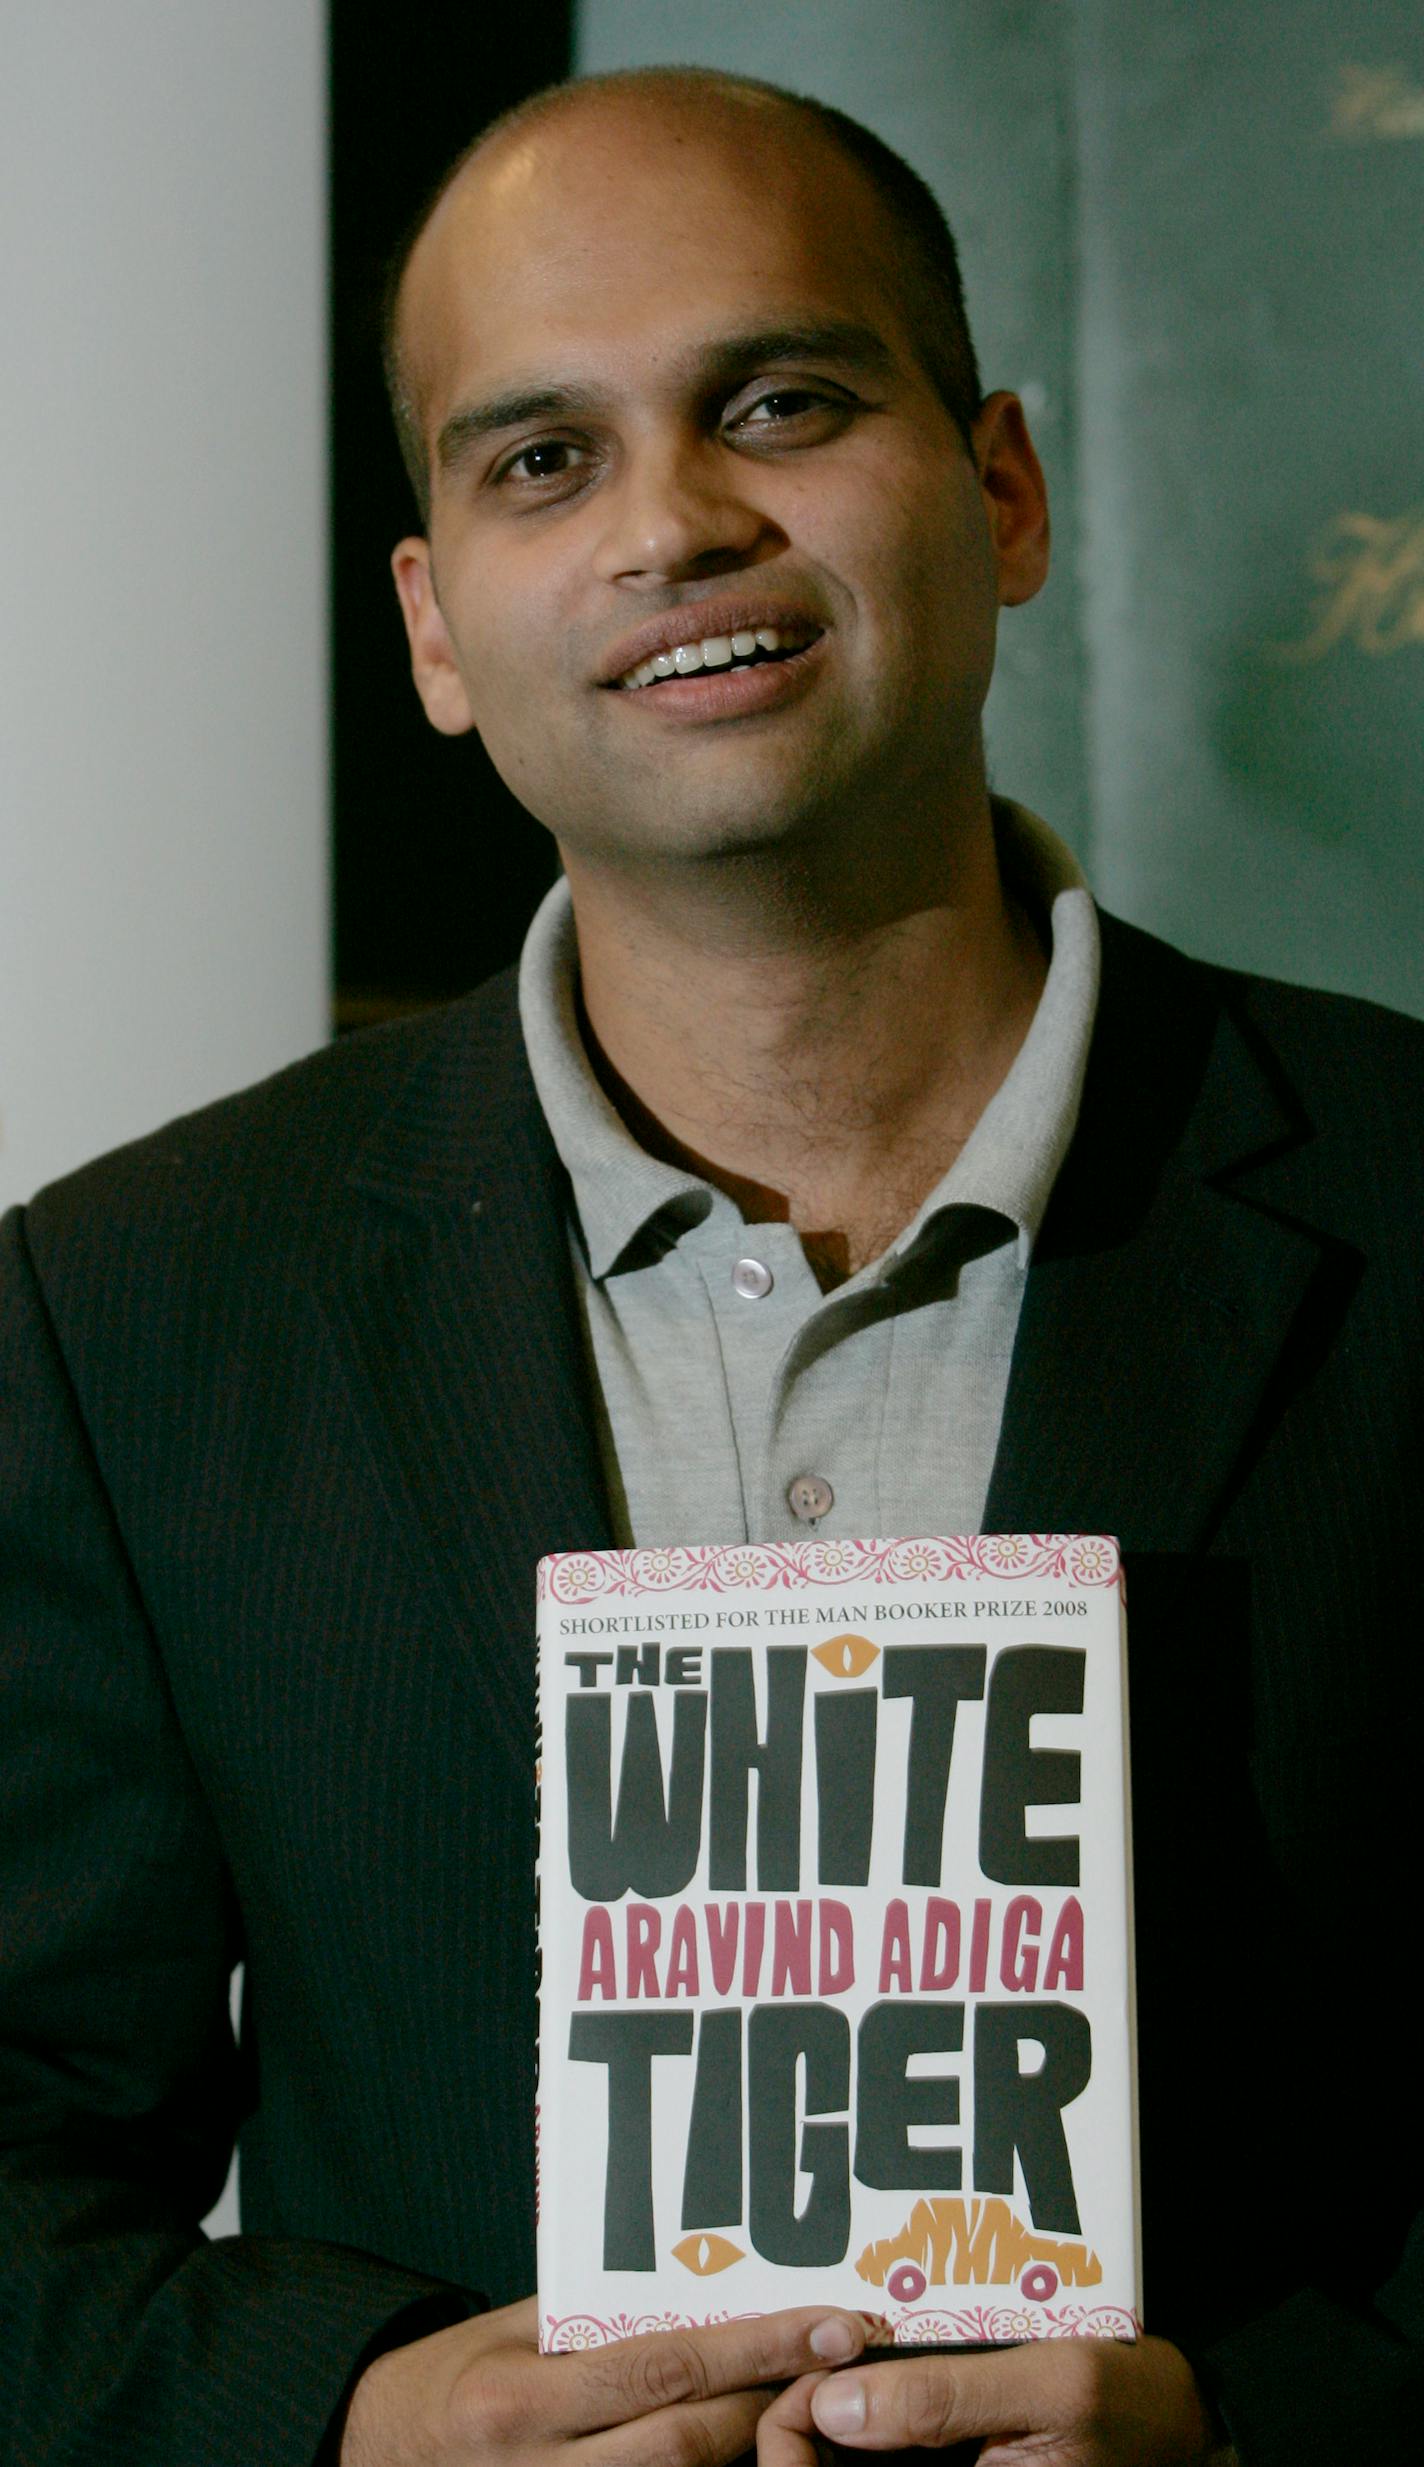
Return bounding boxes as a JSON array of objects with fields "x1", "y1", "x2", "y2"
[{"x1": 536, "y1": 1534, "x2": 1139, "y2": 2351}]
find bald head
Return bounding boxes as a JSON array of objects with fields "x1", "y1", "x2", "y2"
[{"x1": 383, "y1": 68, "x2": 981, "y2": 523}]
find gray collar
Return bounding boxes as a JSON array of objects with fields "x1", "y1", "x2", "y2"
[{"x1": 518, "y1": 799, "x2": 1100, "y2": 1281}]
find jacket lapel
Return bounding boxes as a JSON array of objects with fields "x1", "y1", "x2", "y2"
[
  {"x1": 315, "y1": 975, "x2": 613, "y2": 1772},
  {"x1": 312, "y1": 919, "x2": 1339, "y2": 1748},
  {"x1": 985, "y1": 914, "x2": 1328, "y2": 1550}
]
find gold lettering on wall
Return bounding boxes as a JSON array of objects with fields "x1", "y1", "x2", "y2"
[
  {"x1": 1332, "y1": 64, "x2": 1424, "y2": 141},
  {"x1": 1275, "y1": 510, "x2": 1424, "y2": 661}
]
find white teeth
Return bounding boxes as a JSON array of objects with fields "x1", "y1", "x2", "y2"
[{"x1": 618, "y1": 620, "x2": 809, "y2": 687}]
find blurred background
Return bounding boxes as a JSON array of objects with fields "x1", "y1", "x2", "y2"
[{"x1": 4, "y1": 0, "x2": 1422, "y2": 1215}]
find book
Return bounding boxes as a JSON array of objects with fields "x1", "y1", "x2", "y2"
[{"x1": 536, "y1": 1533, "x2": 1140, "y2": 2352}]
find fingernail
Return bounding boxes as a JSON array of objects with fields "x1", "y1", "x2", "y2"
[
  {"x1": 812, "y1": 2377, "x2": 866, "y2": 2435},
  {"x1": 809, "y1": 2317, "x2": 857, "y2": 2362}
]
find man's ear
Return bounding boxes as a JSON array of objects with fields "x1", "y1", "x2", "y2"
[
  {"x1": 390, "y1": 537, "x2": 477, "y2": 735},
  {"x1": 971, "y1": 391, "x2": 1051, "y2": 610}
]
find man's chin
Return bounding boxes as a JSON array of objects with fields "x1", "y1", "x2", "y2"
[{"x1": 565, "y1": 803, "x2": 835, "y2": 875}]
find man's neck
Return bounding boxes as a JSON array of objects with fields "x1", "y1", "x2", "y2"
[{"x1": 561, "y1": 806, "x2": 1048, "y2": 1288}]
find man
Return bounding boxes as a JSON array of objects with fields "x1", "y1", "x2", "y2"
[{"x1": 1, "y1": 65, "x2": 1419, "y2": 2467}]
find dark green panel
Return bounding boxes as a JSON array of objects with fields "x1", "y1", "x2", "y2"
[{"x1": 1072, "y1": 1, "x2": 1424, "y2": 1012}]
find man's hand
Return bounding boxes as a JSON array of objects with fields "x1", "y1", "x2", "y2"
[
  {"x1": 758, "y1": 2332, "x2": 1234, "y2": 2465},
  {"x1": 339, "y1": 2293, "x2": 867, "y2": 2464}
]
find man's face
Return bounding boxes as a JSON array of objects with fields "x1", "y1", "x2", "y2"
[{"x1": 393, "y1": 93, "x2": 1047, "y2": 873}]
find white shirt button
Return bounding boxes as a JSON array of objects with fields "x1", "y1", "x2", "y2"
[
  {"x1": 787, "y1": 1473, "x2": 834, "y2": 1523},
  {"x1": 732, "y1": 1256, "x2": 774, "y2": 1300}
]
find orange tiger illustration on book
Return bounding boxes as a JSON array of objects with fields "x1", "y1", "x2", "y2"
[{"x1": 856, "y1": 2196, "x2": 1102, "y2": 2297}]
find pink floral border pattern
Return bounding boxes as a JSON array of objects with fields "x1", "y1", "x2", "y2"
[
  {"x1": 889, "y1": 2301, "x2": 1142, "y2": 2343},
  {"x1": 542, "y1": 2309, "x2": 760, "y2": 2352},
  {"x1": 541, "y1": 2302, "x2": 1140, "y2": 2352},
  {"x1": 540, "y1": 1534, "x2": 1119, "y2": 1604}
]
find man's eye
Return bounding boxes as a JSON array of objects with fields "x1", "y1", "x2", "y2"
[
  {"x1": 727, "y1": 387, "x2": 856, "y2": 446},
  {"x1": 500, "y1": 439, "x2": 587, "y2": 484},
  {"x1": 736, "y1": 389, "x2": 831, "y2": 426}
]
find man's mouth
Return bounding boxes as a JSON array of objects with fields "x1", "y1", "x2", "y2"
[{"x1": 614, "y1": 623, "x2": 820, "y2": 691}]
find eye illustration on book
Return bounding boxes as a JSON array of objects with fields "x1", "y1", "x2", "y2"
[
  {"x1": 672, "y1": 2232, "x2": 745, "y2": 2275},
  {"x1": 812, "y1": 1631, "x2": 880, "y2": 1677}
]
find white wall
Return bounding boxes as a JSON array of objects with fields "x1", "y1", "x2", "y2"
[{"x1": 0, "y1": 2, "x2": 329, "y2": 1210}]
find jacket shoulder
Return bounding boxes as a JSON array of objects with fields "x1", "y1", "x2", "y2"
[
  {"x1": 1098, "y1": 907, "x2": 1424, "y2": 1140},
  {"x1": 23, "y1": 968, "x2": 528, "y2": 1256}
]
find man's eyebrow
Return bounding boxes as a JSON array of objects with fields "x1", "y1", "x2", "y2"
[
  {"x1": 436, "y1": 385, "x2": 602, "y2": 472},
  {"x1": 434, "y1": 323, "x2": 897, "y2": 473},
  {"x1": 692, "y1": 321, "x2": 898, "y2": 388}
]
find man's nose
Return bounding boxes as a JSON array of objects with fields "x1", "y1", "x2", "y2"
[{"x1": 590, "y1": 438, "x2": 777, "y2": 587}]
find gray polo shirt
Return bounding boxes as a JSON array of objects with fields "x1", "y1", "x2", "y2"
[{"x1": 518, "y1": 800, "x2": 1098, "y2": 1548}]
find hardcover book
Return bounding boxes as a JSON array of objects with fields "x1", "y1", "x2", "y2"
[{"x1": 536, "y1": 1534, "x2": 1139, "y2": 2351}]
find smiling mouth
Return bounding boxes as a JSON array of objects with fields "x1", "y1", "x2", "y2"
[{"x1": 614, "y1": 623, "x2": 821, "y2": 690}]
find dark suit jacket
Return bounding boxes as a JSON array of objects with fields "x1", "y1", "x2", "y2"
[{"x1": 2, "y1": 912, "x2": 1421, "y2": 2465}]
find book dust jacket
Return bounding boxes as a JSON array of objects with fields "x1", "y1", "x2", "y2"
[{"x1": 536, "y1": 1535, "x2": 1140, "y2": 2351}]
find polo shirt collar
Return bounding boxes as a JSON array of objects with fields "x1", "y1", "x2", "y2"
[
  {"x1": 518, "y1": 885, "x2": 704, "y2": 1278},
  {"x1": 518, "y1": 799, "x2": 1099, "y2": 1282},
  {"x1": 890, "y1": 802, "x2": 1099, "y2": 1272}
]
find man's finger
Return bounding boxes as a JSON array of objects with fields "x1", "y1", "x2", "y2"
[
  {"x1": 538, "y1": 2306, "x2": 867, "y2": 2437},
  {"x1": 756, "y1": 2367, "x2": 827, "y2": 2467},
  {"x1": 806, "y1": 2335, "x2": 1217, "y2": 2460},
  {"x1": 584, "y1": 2382, "x2": 781, "y2": 2467},
  {"x1": 810, "y1": 2344, "x2": 1035, "y2": 2450}
]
